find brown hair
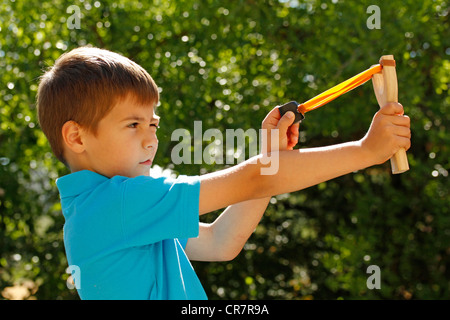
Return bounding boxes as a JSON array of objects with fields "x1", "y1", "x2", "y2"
[{"x1": 36, "y1": 46, "x2": 159, "y2": 165}]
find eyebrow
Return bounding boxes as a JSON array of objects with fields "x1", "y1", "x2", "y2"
[{"x1": 121, "y1": 115, "x2": 160, "y2": 122}]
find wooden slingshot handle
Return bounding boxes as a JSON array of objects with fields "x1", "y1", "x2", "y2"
[{"x1": 372, "y1": 55, "x2": 409, "y2": 174}]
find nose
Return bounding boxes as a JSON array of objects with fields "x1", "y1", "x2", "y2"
[
  {"x1": 144, "y1": 137, "x2": 158, "y2": 150},
  {"x1": 143, "y1": 129, "x2": 158, "y2": 150}
]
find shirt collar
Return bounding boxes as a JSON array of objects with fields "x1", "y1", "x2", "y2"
[{"x1": 56, "y1": 170, "x2": 109, "y2": 198}]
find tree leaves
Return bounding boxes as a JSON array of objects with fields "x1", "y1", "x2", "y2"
[{"x1": 1, "y1": 0, "x2": 448, "y2": 299}]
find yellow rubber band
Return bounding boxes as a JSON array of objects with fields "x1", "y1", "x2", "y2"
[{"x1": 298, "y1": 64, "x2": 383, "y2": 114}]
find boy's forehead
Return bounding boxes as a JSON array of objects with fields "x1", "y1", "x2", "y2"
[{"x1": 111, "y1": 94, "x2": 157, "y2": 119}]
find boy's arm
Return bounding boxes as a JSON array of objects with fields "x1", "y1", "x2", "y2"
[
  {"x1": 197, "y1": 102, "x2": 410, "y2": 214},
  {"x1": 185, "y1": 200, "x2": 270, "y2": 261},
  {"x1": 185, "y1": 111, "x2": 298, "y2": 261}
]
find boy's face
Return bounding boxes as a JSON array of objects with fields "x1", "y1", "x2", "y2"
[{"x1": 81, "y1": 94, "x2": 159, "y2": 178}]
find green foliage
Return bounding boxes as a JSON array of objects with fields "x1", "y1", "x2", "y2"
[{"x1": 0, "y1": 0, "x2": 448, "y2": 299}]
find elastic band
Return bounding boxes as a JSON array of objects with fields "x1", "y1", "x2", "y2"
[
  {"x1": 380, "y1": 59, "x2": 396, "y2": 67},
  {"x1": 298, "y1": 64, "x2": 383, "y2": 114}
]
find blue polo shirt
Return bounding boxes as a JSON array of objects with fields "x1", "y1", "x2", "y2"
[{"x1": 56, "y1": 170, "x2": 207, "y2": 300}]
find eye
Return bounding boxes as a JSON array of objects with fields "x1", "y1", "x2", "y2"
[
  {"x1": 150, "y1": 123, "x2": 160, "y2": 129},
  {"x1": 127, "y1": 122, "x2": 139, "y2": 128}
]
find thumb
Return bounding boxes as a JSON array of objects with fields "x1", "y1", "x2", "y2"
[{"x1": 276, "y1": 111, "x2": 295, "y2": 131}]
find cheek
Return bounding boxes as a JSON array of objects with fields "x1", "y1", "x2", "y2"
[
  {"x1": 91, "y1": 133, "x2": 125, "y2": 158},
  {"x1": 107, "y1": 135, "x2": 142, "y2": 160}
]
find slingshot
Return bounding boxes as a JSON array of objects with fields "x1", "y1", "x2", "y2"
[{"x1": 279, "y1": 55, "x2": 409, "y2": 174}]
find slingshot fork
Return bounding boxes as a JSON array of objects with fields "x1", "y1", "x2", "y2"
[{"x1": 372, "y1": 55, "x2": 409, "y2": 174}]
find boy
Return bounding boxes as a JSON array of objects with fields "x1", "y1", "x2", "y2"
[{"x1": 37, "y1": 47, "x2": 410, "y2": 299}]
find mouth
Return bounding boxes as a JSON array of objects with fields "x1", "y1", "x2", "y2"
[{"x1": 139, "y1": 159, "x2": 152, "y2": 166}]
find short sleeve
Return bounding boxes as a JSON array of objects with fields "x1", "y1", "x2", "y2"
[{"x1": 121, "y1": 175, "x2": 200, "y2": 247}]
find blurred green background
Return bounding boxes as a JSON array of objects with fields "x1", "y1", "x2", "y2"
[{"x1": 0, "y1": 0, "x2": 448, "y2": 299}]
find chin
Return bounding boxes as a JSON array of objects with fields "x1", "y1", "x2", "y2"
[{"x1": 138, "y1": 169, "x2": 151, "y2": 177}]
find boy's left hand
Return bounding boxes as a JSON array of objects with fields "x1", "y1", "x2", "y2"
[{"x1": 262, "y1": 106, "x2": 300, "y2": 152}]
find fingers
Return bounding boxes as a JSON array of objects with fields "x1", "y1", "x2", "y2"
[
  {"x1": 376, "y1": 102, "x2": 411, "y2": 153},
  {"x1": 377, "y1": 102, "x2": 410, "y2": 133},
  {"x1": 399, "y1": 136, "x2": 411, "y2": 151},
  {"x1": 379, "y1": 102, "x2": 404, "y2": 115},
  {"x1": 287, "y1": 122, "x2": 300, "y2": 148},
  {"x1": 276, "y1": 111, "x2": 295, "y2": 130},
  {"x1": 261, "y1": 106, "x2": 282, "y2": 129},
  {"x1": 394, "y1": 124, "x2": 411, "y2": 138},
  {"x1": 276, "y1": 112, "x2": 300, "y2": 150},
  {"x1": 394, "y1": 121, "x2": 411, "y2": 151},
  {"x1": 277, "y1": 111, "x2": 297, "y2": 134}
]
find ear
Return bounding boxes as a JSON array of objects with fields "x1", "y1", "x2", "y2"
[{"x1": 61, "y1": 121, "x2": 86, "y2": 154}]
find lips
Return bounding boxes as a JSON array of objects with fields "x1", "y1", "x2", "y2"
[{"x1": 139, "y1": 159, "x2": 152, "y2": 166}]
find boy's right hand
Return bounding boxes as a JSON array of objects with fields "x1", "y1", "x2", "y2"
[
  {"x1": 361, "y1": 102, "x2": 411, "y2": 165},
  {"x1": 261, "y1": 106, "x2": 300, "y2": 153}
]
